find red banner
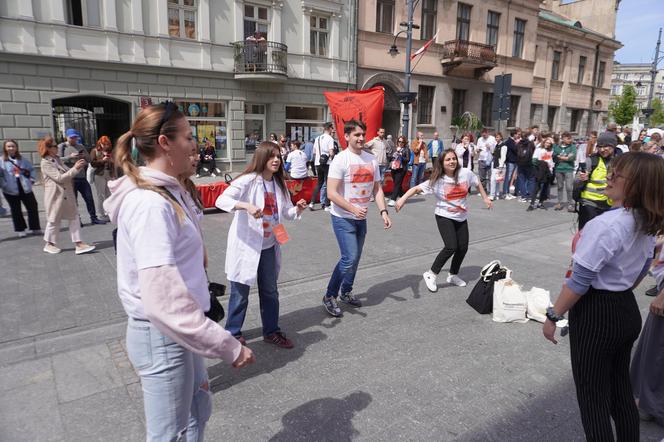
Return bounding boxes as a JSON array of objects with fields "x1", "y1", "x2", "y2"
[{"x1": 324, "y1": 87, "x2": 384, "y2": 149}]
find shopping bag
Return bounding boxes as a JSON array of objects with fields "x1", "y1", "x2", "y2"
[
  {"x1": 466, "y1": 263, "x2": 509, "y2": 314},
  {"x1": 525, "y1": 287, "x2": 552, "y2": 323},
  {"x1": 492, "y1": 279, "x2": 528, "y2": 323}
]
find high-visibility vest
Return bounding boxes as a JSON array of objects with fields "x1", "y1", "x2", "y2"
[{"x1": 580, "y1": 157, "x2": 612, "y2": 205}]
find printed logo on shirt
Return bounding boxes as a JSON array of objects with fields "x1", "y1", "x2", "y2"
[
  {"x1": 348, "y1": 164, "x2": 374, "y2": 204},
  {"x1": 443, "y1": 182, "x2": 469, "y2": 213},
  {"x1": 263, "y1": 191, "x2": 278, "y2": 238}
]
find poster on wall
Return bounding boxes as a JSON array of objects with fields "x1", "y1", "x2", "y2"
[{"x1": 323, "y1": 87, "x2": 384, "y2": 148}]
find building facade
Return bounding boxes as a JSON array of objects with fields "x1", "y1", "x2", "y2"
[
  {"x1": 0, "y1": 0, "x2": 356, "y2": 170},
  {"x1": 610, "y1": 63, "x2": 664, "y2": 124},
  {"x1": 357, "y1": 0, "x2": 620, "y2": 143}
]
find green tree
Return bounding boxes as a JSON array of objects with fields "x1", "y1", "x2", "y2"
[
  {"x1": 609, "y1": 84, "x2": 638, "y2": 126},
  {"x1": 650, "y1": 97, "x2": 664, "y2": 127}
]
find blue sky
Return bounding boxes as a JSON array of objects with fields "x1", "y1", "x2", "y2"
[{"x1": 615, "y1": 0, "x2": 664, "y2": 64}]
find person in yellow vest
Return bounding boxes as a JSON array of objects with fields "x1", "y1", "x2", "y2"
[{"x1": 577, "y1": 132, "x2": 618, "y2": 230}]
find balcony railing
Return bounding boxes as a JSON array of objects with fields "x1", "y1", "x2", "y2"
[
  {"x1": 441, "y1": 40, "x2": 497, "y2": 77},
  {"x1": 232, "y1": 40, "x2": 288, "y2": 78}
]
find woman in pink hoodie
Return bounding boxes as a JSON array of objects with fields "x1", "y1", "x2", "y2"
[{"x1": 104, "y1": 102, "x2": 254, "y2": 441}]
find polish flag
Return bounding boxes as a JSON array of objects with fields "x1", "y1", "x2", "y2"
[{"x1": 411, "y1": 31, "x2": 439, "y2": 60}]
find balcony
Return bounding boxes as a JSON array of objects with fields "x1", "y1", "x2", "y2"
[
  {"x1": 440, "y1": 40, "x2": 497, "y2": 78},
  {"x1": 232, "y1": 40, "x2": 288, "y2": 81}
]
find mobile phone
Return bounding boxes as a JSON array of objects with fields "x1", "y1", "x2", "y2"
[{"x1": 578, "y1": 163, "x2": 586, "y2": 173}]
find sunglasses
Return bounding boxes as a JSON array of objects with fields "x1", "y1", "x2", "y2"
[{"x1": 158, "y1": 101, "x2": 178, "y2": 133}]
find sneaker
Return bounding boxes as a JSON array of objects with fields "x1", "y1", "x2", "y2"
[
  {"x1": 422, "y1": 271, "x2": 438, "y2": 292},
  {"x1": 91, "y1": 218, "x2": 107, "y2": 225},
  {"x1": 538, "y1": 203, "x2": 547, "y2": 210},
  {"x1": 324, "y1": 206, "x2": 332, "y2": 212},
  {"x1": 567, "y1": 205, "x2": 576, "y2": 213},
  {"x1": 526, "y1": 205, "x2": 535, "y2": 212},
  {"x1": 489, "y1": 196, "x2": 495, "y2": 201},
  {"x1": 388, "y1": 199, "x2": 396, "y2": 207},
  {"x1": 308, "y1": 202, "x2": 315, "y2": 211},
  {"x1": 43, "y1": 243, "x2": 61, "y2": 254},
  {"x1": 235, "y1": 335, "x2": 247, "y2": 346},
  {"x1": 17, "y1": 231, "x2": 27, "y2": 238},
  {"x1": 75, "y1": 242, "x2": 96, "y2": 255},
  {"x1": 263, "y1": 331, "x2": 294, "y2": 349},
  {"x1": 645, "y1": 285, "x2": 659, "y2": 297},
  {"x1": 28, "y1": 229, "x2": 43, "y2": 235},
  {"x1": 505, "y1": 194, "x2": 516, "y2": 200},
  {"x1": 339, "y1": 291, "x2": 362, "y2": 307},
  {"x1": 446, "y1": 274, "x2": 467, "y2": 287},
  {"x1": 519, "y1": 197, "x2": 528, "y2": 203},
  {"x1": 554, "y1": 203, "x2": 563, "y2": 211},
  {"x1": 369, "y1": 196, "x2": 375, "y2": 202},
  {"x1": 211, "y1": 173, "x2": 216, "y2": 177},
  {"x1": 322, "y1": 295, "x2": 343, "y2": 317}
]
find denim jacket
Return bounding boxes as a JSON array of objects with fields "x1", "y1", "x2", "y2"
[{"x1": 0, "y1": 157, "x2": 36, "y2": 195}]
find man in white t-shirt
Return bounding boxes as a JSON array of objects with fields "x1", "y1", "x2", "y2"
[
  {"x1": 322, "y1": 119, "x2": 392, "y2": 317},
  {"x1": 309, "y1": 122, "x2": 335, "y2": 211},
  {"x1": 285, "y1": 141, "x2": 309, "y2": 179}
]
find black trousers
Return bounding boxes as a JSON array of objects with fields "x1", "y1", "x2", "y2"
[
  {"x1": 307, "y1": 161, "x2": 317, "y2": 177},
  {"x1": 569, "y1": 287, "x2": 641, "y2": 442},
  {"x1": 578, "y1": 201, "x2": 609, "y2": 230},
  {"x1": 310, "y1": 164, "x2": 328, "y2": 205},
  {"x1": 197, "y1": 158, "x2": 217, "y2": 175},
  {"x1": 432, "y1": 216, "x2": 469, "y2": 275},
  {"x1": 73, "y1": 178, "x2": 98, "y2": 221},
  {"x1": 4, "y1": 187, "x2": 40, "y2": 232},
  {"x1": 389, "y1": 168, "x2": 407, "y2": 201},
  {"x1": 529, "y1": 181, "x2": 550, "y2": 207}
]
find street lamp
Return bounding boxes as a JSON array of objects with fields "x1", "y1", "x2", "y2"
[{"x1": 645, "y1": 27, "x2": 664, "y2": 126}]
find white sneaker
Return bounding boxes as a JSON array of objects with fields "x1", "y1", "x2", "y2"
[
  {"x1": 308, "y1": 202, "x2": 314, "y2": 210},
  {"x1": 75, "y1": 243, "x2": 96, "y2": 255},
  {"x1": 388, "y1": 199, "x2": 396, "y2": 207},
  {"x1": 43, "y1": 243, "x2": 61, "y2": 254},
  {"x1": 423, "y1": 271, "x2": 438, "y2": 292},
  {"x1": 505, "y1": 194, "x2": 516, "y2": 200},
  {"x1": 324, "y1": 206, "x2": 332, "y2": 212},
  {"x1": 195, "y1": 174, "x2": 201, "y2": 178},
  {"x1": 211, "y1": 173, "x2": 216, "y2": 177},
  {"x1": 446, "y1": 274, "x2": 467, "y2": 287},
  {"x1": 369, "y1": 196, "x2": 375, "y2": 202},
  {"x1": 17, "y1": 231, "x2": 27, "y2": 238},
  {"x1": 489, "y1": 196, "x2": 495, "y2": 201}
]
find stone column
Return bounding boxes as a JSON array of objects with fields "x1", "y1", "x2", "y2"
[
  {"x1": 271, "y1": 2, "x2": 283, "y2": 43},
  {"x1": 156, "y1": 0, "x2": 170, "y2": 66},
  {"x1": 102, "y1": 0, "x2": 120, "y2": 61},
  {"x1": 129, "y1": 0, "x2": 145, "y2": 63}
]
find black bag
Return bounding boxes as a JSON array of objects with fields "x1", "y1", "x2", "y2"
[
  {"x1": 466, "y1": 261, "x2": 508, "y2": 314},
  {"x1": 315, "y1": 136, "x2": 329, "y2": 165},
  {"x1": 206, "y1": 282, "x2": 226, "y2": 322}
]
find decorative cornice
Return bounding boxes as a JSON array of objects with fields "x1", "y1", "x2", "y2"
[{"x1": 301, "y1": 0, "x2": 343, "y2": 17}]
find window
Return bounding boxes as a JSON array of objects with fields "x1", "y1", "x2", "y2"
[
  {"x1": 244, "y1": 104, "x2": 266, "y2": 151},
  {"x1": 508, "y1": 95, "x2": 520, "y2": 127},
  {"x1": 570, "y1": 109, "x2": 581, "y2": 133},
  {"x1": 310, "y1": 16, "x2": 329, "y2": 56},
  {"x1": 168, "y1": 0, "x2": 196, "y2": 39},
  {"x1": 456, "y1": 3, "x2": 472, "y2": 41},
  {"x1": 481, "y1": 92, "x2": 494, "y2": 127},
  {"x1": 547, "y1": 105, "x2": 557, "y2": 130},
  {"x1": 513, "y1": 18, "x2": 526, "y2": 58},
  {"x1": 176, "y1": 100, "x2": 228, "y2": 158},
  {"x1": 452, "y1": 89, "x2": 466, "y2": 120},
  {"x1": 421, "y1": 0, "x2": 437, "y2": 40},
  {"x1": 596, "y1": 61, "x2": 606, "y2": 88},
  {"x1": 417, "y1": 85, "x2": 435, "y2": 125},
  {"x1": 611, "y1": 85, "x2": 622, "y2": 95},
  {"x1": 552, "y1": 50, "x2": 561, "y2": 81},
  {"x1": 577, "y1": 56, "x2": 586, "y2": 84},
  {"x1": 637, "y1": 86, "x2": 646, "y2": 96},
  {"x1": 486, "y1": 11, "x2": 500, "y2": 48},
  {"x1": 65, "y1": 0, "x2": 101, "y2": 27},
  {"x1": 244, "y1": 4, "x2": 268, "y2": 39},
  {"x1": 286, "y1": 106, "x2": 326, "y2": 142},
  {"x1": 376, "y1": 0, "x2": 395, "y2": 34}
]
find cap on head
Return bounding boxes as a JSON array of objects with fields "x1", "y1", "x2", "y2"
[
  {"x1": 65, "y1": 128, "x2": 80, "y2": 139},
  {"x1": 596, "y1": 132, "x2": 617, "y2": 148}
]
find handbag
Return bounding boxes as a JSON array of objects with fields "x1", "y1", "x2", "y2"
[
  {"x1": 206, "y1": 281, "x2": 226, "y2": 322},
  {"x1": 466, "y1": 260, "x2": 508, "y2": 314}
]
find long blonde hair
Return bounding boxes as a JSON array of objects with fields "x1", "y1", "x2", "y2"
[{"x1": 114, "y1": 102, "x2": 186, "y2": 220}]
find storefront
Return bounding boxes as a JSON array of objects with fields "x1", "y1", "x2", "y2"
[
  {"x1": 175, "y1": 100, "x2": 228, "y2": 159},
  {"x1": 285, "y1": 105, "x2": 327, "y2": 143}
]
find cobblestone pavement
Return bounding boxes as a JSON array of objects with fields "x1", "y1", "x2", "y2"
[{"x1": 1, "y1": 182, "x2": 663, "y2": 441}]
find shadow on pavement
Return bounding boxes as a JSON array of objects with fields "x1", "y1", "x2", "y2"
[{"x1": 268, "y1": 391, "x2": 372, "y2": 442}]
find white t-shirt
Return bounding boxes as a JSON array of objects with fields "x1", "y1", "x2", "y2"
[
  {"x1": 116, "y1": 188, "x2": 209, "y2": 320},
  {"x1": 533, "y1": 147, "x2": 554, "y2": 172},
  {"x1": 418, "y1": 168, "x2": 479, "y2": 222},
  {"x1": 327, "y1": 148, "x2": 381, "y2": 220},
  {"x1": 314, "y1": 133, "x2": 334, "y2": 166},
  {"x1": 261, "y1": 179, "x2": 279, "y2": 249},
  {"x1": 286, "y1": 150, "x2": 308, "y2": 179},
  {"x1": 574, "y1": 208, "x2": 655, "y2": 291},
  {"x1": 476, "y1": 135, "x2": 497, "y2": 154}
]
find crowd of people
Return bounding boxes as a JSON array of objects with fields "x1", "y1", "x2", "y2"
[{"x1": 2, "y1": 102, "x2": 664, "y2": 440}]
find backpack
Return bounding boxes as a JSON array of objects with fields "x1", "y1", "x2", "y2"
[{"x1": 516, "y1": 141, "x2": 533, "y2": 167}]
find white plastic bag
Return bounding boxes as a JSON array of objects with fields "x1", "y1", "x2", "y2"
[
  {"x1": 525, "y1": 287, "x2": 552, "y2": 323},
  {"x1": 492, "y1": 279, "x2": 528, "y2": 323}
]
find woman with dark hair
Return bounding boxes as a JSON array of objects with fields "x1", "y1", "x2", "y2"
[
  {"x1": 0, "y1": 139, "x2": 41, "y2": 237},
  {"x1": 387, "y1": 135, "x2": 410, "y2": 206},
  {"x1": 395, "y1": 148, "x2": 492, "y2": 291},
  {"x1": 216, "y1": 142, "x2": 308, "y2": 348},
  {"x1": 103, "y1": 103, "x2": 254, "y2": 441},
  {"x1": 543, "y1": 152, "x2": 664, "y2": 441}
]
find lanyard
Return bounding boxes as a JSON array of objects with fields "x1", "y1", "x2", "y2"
[{"x1": 262, "y1": 179, "x2": 279, "y2": 224}]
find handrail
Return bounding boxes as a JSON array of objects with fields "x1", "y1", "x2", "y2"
[{"x1": 232, "y1": 40, "x2": 288, "y2": 75}]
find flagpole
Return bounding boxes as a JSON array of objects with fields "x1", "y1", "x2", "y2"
[{"x1": 402, "y1": 0, "x2": 414, "y2": 139}]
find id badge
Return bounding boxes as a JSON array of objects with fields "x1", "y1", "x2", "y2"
[{"x1": 272, "y1": 223, "x2": 290, "y2": 245}]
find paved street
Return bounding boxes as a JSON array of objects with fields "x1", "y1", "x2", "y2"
[{"x1": 1, "y1": 181, "x2": 663, "y2": 441}]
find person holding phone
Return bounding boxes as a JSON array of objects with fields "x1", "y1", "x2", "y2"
[
  {"x1": 543, "y1": 152, "x2": 664, "y2": 441},
  {"x1": 0, "y1": 139, "x2": 41, "y2": 237}
]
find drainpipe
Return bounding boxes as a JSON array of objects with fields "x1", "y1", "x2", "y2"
[{"x1": 587, "y1": 36, "x2": 608, "y2": 135}]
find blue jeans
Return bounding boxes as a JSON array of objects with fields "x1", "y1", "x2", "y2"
[
  {"x1": 410, "y1": 163, "x2": 426, "y2": 188},
  {"x1": 503, "y1": 162, "x2": 517, "y2": 195},
  {"x1": 73, "y1": 178, "x2": 98, "y2": 221},
  {"x1": 516, "y1": 166, "x2": 535, "y2": 198},
  {"x1": 126, "y1": 318, "x2": 212, "y2": 442},
  {"x1": 378, "y1": 165, "x2": 387, "y2": 183},
  {"x1": 326, "y1": 216, "x2": 367, "y2": 298},
  {"x1": 226, "y1": 246, "x2": 280, "y2": 337}
]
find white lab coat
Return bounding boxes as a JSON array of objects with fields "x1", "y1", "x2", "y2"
[{"x1": 215, "y1": 173, "x2": 300, "y2": 286}]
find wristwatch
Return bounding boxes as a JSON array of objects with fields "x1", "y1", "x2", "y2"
[{"x1": 545, "y1": 306, "x2": 565, "y2": 322}]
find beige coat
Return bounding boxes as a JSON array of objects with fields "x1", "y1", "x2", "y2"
[{"x1": 41, "y1": 156, "x2": 79, "y2": 223}]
